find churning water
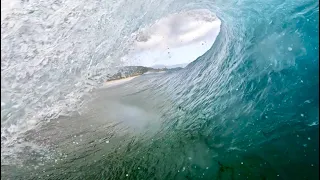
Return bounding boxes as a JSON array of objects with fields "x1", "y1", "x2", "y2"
[{"x1": 1, "y1": 0, "x2": 319, "y2": 179}]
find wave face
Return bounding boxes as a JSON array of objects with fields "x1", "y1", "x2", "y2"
[{"x1": 1, "y1": 0, "x2": 319, "y2": 179}]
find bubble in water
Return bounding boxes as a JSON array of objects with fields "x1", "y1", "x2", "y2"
[
  {"x1": 288, "y1": 47, "x2": 292, "y2": 51},
  {"x1": 304, "y1": 100, "x2": 311, "y2": 103}
]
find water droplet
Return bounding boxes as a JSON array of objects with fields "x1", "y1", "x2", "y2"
[
  {"x1": 241, "y1": 162, "x2": 244, "y2": 165},
  {"x1": 308, "y1": 137, "x2": 311, "y2": 140},
  {"x1": 288, "y1": 47, "x2": 292, "y2": 51},
  {"x1": 106, "y1": 140, "x2": 109, "y2": 143},
  {"x1": 303, "y1": 144, "x2": 307, "y2": 147},
  {"x1": 300, "y1": 114, "x2": 304, "y2": 117},
  {"x1": 126, "y1": 174, "x2": 129, "y2": 177},
  {"x1": 277, "y1": 174, "x2": 280, "y2": 177}
]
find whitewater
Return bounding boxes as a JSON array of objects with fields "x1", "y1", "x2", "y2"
[{"x1": 1, "y1": 0, "x2": 319, "y2": 179}]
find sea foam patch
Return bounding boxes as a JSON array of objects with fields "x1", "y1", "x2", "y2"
[{"x1": 122, "y1": 9, "x2": 221, "y2": 68}]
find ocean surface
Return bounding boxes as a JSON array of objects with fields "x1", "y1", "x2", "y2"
[{"x1": 1, "y1": 0, "x2": 319, "y2": 179}]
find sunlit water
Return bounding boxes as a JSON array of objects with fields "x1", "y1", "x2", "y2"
[{"x1": 1, "y1": 0, "x2": 319, "y2": 179}]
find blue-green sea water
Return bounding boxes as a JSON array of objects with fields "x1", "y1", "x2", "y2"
[{"x1": 1, "y1": 0, "x2": 319, "y2": 179}]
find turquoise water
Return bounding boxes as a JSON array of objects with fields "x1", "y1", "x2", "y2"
[{"x1": 1, "y1": 0, "x2": 319, "y2": 179}]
